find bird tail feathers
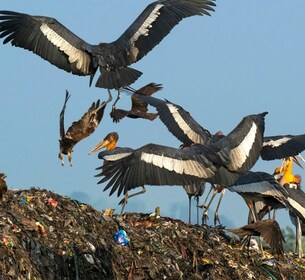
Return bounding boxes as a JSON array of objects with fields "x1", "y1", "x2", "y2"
[{"x1": 95, "y1": 67, "x2": 142, "y2": 89}]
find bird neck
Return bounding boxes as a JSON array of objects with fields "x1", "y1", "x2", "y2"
[{"x1": 106, "y1": 141, "x2": 117, "y2": 150}]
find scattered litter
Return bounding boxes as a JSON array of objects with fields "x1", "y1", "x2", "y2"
[{"x1": 0, "y1": 187, "x2": 303, "y2": 279}]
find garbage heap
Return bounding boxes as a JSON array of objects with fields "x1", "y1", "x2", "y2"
[{"x1": 0, "y1": 188, "x2": 304, "y2": 280}]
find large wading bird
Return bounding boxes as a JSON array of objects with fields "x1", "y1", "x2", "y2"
[
  {"x1": 227, "y1": 171, "x2": 288, "y2": 223},
  {"x1": 137, "y1": 95, "x2": 305, "y2": 224},
  {"x1": 0, "y1": 173, "x2": 7, "y2": 201},
  {"x1": 59, "y1": 90, "x2": 111, "y2": 166},
  {"x1": 136, "y1": 94, "x2": 224, "y2": 224},
  {"x1": 90, "y1": 132, "x2": 145, "y2": 214},
  {"x1": 95, "y1": 111, "x2": 268, "y2": 205},
  {"x1": 110, "y1": 83, "x2": 162, "y2": 122},
  {"x1": 273, "y1": 157, "x2": 305, "y2": 257},
  {"x1": 0, "y1": 0, "x2": 215, "y2": 103}
]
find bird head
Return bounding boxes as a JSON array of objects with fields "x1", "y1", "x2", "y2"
[{"x1": 89, "y1": 132, "x2": 119, "y2": 155}]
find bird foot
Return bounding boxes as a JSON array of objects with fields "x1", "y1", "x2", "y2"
[
  {"x1": 202, "y1": 211, "x2": 209, "y2": 225},
  {"x1": 214, "y1": 213, "x2": 221, "y2": 226}
]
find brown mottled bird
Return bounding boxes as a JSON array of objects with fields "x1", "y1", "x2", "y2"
[
  {"x1": 228, "y1": 219, "x2": 285, "y2": 255},
  {"x1": 110, "y1": 83, "x2": 162, "y2": 123},
  {"x1": 59, "y1": 90, "x2": 111, "y2": 166},
  {"x1": 0, "y1": 173, "x2": 7, "y2": 200}
]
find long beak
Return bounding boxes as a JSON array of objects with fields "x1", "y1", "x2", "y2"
[
  {"x1": 89, "y1": 139, "x2": 110, "y2": 155},
  {"x1": 293, "y1": 156, "x2": 304, "y2": 169}
]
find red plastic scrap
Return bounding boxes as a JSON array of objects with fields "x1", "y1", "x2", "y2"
[{"x1": 47, "y1": 197, "x2": 58, "y2": 208}]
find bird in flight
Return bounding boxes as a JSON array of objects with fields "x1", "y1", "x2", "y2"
[
  {"x1": 0, "y1": 0, "x2": 215, "y2": 94},
  {"x1": 59, "y1": 90, "x2": 111, "y2": 166}
]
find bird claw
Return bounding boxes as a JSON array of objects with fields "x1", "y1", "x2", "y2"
[
  {"x1": 214, "y1": 213, "x2": 221, "y2": 226},
  {"x1": 202, "y1": 211, "x2": 209, "y2": 225}
]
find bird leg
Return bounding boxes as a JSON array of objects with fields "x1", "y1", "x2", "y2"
[
  {"x1": 106, "y1": 89, "x2": 113, "y2": 104},
  {"x1": 199, "y1": 184, "x2": 214, "y2": 209},
  {"x1": 188, "y1": 195, "x2": 192, "y2": 224},
  {"x1": 214, "y1": 189, "x2": 225, "y2": 226},
  {"x1": 201, "y1": 187, "x2": 218, "y2": 225},
  {"x1": 68, "y1": 152, "x2": 73, "y2": 167},
  {"x1": 112, "y1": 89, "x2": 121, "y2": 109},
  {"x1": 196, "y1": 196, "x2": 200, "y2": 225},
  {"x1": 118, "y1": 186, "x2": 146, "y2": 215},
  {"x1": 296, "y1": 216, "x2": 303, "y2": 258}
]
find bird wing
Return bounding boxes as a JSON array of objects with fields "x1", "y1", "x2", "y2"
[
  {"x1": 227, "y1": 171, "x2": 288, "y2": 200},
  {"x1": 0, "y1": 11, "x2": 95, "y2": 77},
  {"x1": 110, "y1": 108, "x2": 130, "y2": 123},
  {"x1": 138, "y1": 95, "x2": 213, "y2": 145},
  {"x1": 59, "y1": 90, "x2": 70, "y2": 140},
  {"x1": 95, "y1": 143, "x2": 239, "y2": 197},
  {"x1": 229, "y1": 219, "x2": 285, "y2": 255},
  {"x1": 214, "y1": 112, "x2": 267, "y2": 173},
  {"x1": 111, "y1": 83, "x2": 162, "y2": 122},
  {"x1": 113, "y1": 0, "x2": 215, "y2": 63},
  {"x1": 261, "y1": 134, "x2": 305, "y2": 160},
  {"x1": 283, "y1": 185, "x2": 305, "y2": 223},
  {"x1": 65, "y1": 99, "x2": 107, "y2": 142},
  {"x1": 130, "y1": 83, "x2": 163, "y2": 112}
]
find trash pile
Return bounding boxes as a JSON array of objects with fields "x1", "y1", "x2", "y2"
[{"x1": 0, "y1": 188, "x2": 304, "y2": 280}]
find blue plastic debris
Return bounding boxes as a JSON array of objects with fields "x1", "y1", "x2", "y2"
[{"x1": 114, "y1": 230, "x2": 129, "y2": 245}]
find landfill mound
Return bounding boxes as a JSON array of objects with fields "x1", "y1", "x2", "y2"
[{"x1": 0, "y1": 188, "x2": 304, "y2": 280}]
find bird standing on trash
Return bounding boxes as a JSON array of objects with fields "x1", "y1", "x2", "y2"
[
  {"x1": 0, "y1": 0, "x2": 215, "y2": 93},
  {"x1": 59, "y1": 90, "x2": 111, "y2": 166},
  {"x1": 0, "y1": 173, "x2": 7, "y2": 200}
]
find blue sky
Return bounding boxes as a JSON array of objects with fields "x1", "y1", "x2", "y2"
[{"x1": 1, "y1": 0, "x2": 305, "y2": 229}]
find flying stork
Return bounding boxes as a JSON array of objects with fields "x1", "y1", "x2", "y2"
[
  {"x1": 0, "y1": 0, "x2": 215, "y2": 104},
  {"x1": 95, "y1": 111, "x2": 267, "y2": 203},
  {"x1": 59, "y1": 90, "x2": 111, "y2": 166}
]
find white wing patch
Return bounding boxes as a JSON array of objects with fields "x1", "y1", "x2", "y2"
[
  {"x1": 129, "y1": 4, "x2": 163, "y2": 61},
  {"x1": 228, "y1": 181, "x2": 285, "y2": 198},
  {"x1": 228, "y1": 122, "x2": 257, "y2": 170},
  {"x1": 103, "y1": 152, "x2": 133, "y2": 161},
  {"x1": 287, "y1": 198, "x2": 305, "y2": 220},
  {"x1": 40, "y1": 24, "x2": 91, "y2": 74},
  {"x1": 140, "y1": 151, "x2": 215, "y2": 178},
  {"x1": 263, "y1": 137, "x2": 291, "y2": 147},
  {"x1": 167, "y1": 104, "x2": 205, "y2": 144}
]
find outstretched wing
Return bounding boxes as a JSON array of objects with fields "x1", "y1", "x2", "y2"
[
  {"x1": 59, "y1": 90, "x2": 70, "y2": 140},
  {"x1": 113, "y1": 0, "x2": 215, "y2": 63},
  {"x1": 0, "y1": 10, "x2": 95, "y2": 77},
  {"x1": 262, "y1": 134, "x2": 305, "y2": 160},
  {"x1": 130, "y1": 82, "x2": 163, "y2": 112},
  {"x1": 96, "y1": 143, "x2": 239, "y2": 197},
  {"x1": 138, "y1": 95, "x2": 213, "y2": 145},
  {"x1": 214, "y1": 112, "x2": 267, "y2": 174}
]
